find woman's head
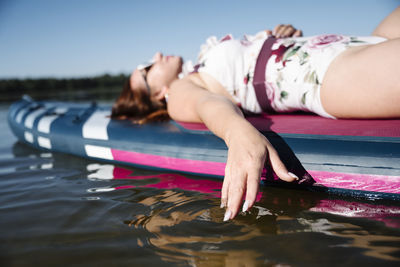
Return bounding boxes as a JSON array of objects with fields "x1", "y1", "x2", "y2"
[
  {"x1": 111, "y1": 52, "x2": 183, "y2": 123},
  {"x1": 132, "y1": 52, "x2": 183, "y2": 98}
]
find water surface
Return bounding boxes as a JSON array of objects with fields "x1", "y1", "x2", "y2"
[{"x1": 1, "y1": 105, "x2": 399, "y2": 266}]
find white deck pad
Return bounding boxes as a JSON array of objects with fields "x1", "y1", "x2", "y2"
[
  {"x1": 82, "y1": 110, "x2": 111, "y2": 140},
  {"x1": 84, "y1": 144, "x2": 114, "y2": 160}
]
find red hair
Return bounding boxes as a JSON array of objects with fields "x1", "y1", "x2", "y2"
[{"x1": 111, "y1": 79, "x2": 170, "y2": 124}]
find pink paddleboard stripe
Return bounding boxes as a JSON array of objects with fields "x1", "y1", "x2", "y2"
[
  {"x1": 111, "y1": 149, "x2": 400, "y2": 194},
  {"x1": 111, "y1": 149, "x2": 225, "y2": 176}
]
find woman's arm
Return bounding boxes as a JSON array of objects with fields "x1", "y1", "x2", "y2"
[
  {"x1": 373, "y1": 6, "x2": 400, "y2": 39},
  {"x1": 167, "y1": 74, "x2": 297, "y2": 220}
]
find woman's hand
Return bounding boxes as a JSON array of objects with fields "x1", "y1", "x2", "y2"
[
  {"x1": 221, "y1": 120, "x2": 298, "y2": 221},
  {"x1": 167, "y1": 74, "x2": 298, "y2": 221},
  {"x1": 265, "y1": 24, "x2": 303, "y2": 38}
]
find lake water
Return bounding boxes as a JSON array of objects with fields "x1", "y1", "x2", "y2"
[{"x1": 1, "y1": 104, "x2": 400, "y2": 266}]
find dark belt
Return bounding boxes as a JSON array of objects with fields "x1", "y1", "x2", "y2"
[{"x1": 252, "y1": 37, "x2": 276, "y2": 113}]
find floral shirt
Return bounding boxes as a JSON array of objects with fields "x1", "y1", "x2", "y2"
[{"x1": 195, "y1": 33, "x2": 386, "y2": 117}]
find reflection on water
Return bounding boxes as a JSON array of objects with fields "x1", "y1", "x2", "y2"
[
  {"x1": 86, "y1": 163, "x2": 223, "y2": 197},
  {"x1": 88, "y1": 163, "x2": 400, "y2": 265},
  {"x1": 2, "y1": 137, "x2": 400, "y2": 265}
]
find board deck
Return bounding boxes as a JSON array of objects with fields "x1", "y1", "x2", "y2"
[{"x1": 8, "y1": 96, "x2": 400, "y2": 200}]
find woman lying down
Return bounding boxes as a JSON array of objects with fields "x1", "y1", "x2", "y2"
[{"x1": 112, "y1": 7, "x2": 400, "y2": 221}]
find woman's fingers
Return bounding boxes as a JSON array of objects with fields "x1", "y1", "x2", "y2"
[
  {"x1": 294, "y1": 29, "x2": 303, "y2": 37},
  {"x1": 282, "y1": 26, "x2": 295, "y2": 37},
  {"x1": 243, "y1": 169, "x2": 261, "y2": 212},
  {"x1": 273, "y1": 24, "x2": 284, "y2": 37},
  {"x1": 221, "y1": 166, "x2": 230, "y2": 208},
  {"x1": 273, "y1": 24, "x2": 301, "y2": 38},
  {"x1": 221, "y1": 125, "x2": 297, "y2": 221},
  {"x1": 223, "y1": 145, "x2": 265, "y2": 220},
  {"x1": 265, "y1": 29, "x2": 273, "y2": 36},
  {"x1": 224, "y1": 170, "x2": 262, "y2": 220},
  {"x1": 225, "y1": 169, "x2": 246, "y2": 220},
  {"x1": 221, "y1": 144, "x2": 297, "y2": 221},
  {"x1": 268, "y1": 145, "x2": 299, "y2": 182}
]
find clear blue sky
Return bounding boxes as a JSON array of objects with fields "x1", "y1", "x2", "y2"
[{"x1": 0, "y1": 0, "x2": 398, "y2": 79}]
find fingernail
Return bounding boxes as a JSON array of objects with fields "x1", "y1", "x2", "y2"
[
  {"x1": 220, "y1": 198, "x2": 227, "y2": 208},
  {"x1": 288, "y1": 172, "x2": 299, "y2": 180},
  {"x1": 223, "y1": 210, "x2": 231, "y2": 221},
  {"x1": 242, "y1": 200, "x2": 249, "y2": 213}
]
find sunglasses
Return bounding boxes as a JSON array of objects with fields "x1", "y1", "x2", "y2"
[{"x1": 137, "y1": 61, "x2": 154, "y2": 94}]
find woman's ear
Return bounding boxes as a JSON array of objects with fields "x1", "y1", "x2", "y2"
[{"x1": 154, "y1": 85, "x2": 169, "y2": 100}]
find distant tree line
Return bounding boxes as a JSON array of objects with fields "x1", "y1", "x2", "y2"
[{"x1": 0, "y1": 74, "x2": 129, "y2": 103}]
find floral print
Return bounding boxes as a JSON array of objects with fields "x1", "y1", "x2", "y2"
[
  {"x1": 307, "y1": 34, "x2": 350, "y2": 49},
  {"x1": 243, "y1": 73, "x2": 250, "y2": 85},
  {"x1": 265, "y1": 82, "x2": 277, "y2": 105},
  {"x1": 271, "y1": 43, "x2": 295, "y2": 66},
  {"x1": 195, "y1": 31, "x2": 385, "y2": 118},
  {"x1": 264, "y1": 34, "x2": 382, "y2": 118}
]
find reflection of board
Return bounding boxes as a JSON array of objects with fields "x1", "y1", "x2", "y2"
[
  {"x1": 88, "y1": 164, "x2": 400, "y2": 228},
  {"x1": 8, "y1": 96, "x2": 400, "y2": 200}
]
